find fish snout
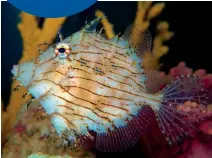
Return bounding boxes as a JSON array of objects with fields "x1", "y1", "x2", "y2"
[{"x1": 11, "y1": 64, "x2": 19, "y2": 76}]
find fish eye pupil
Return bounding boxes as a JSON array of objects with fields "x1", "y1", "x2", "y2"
[{"x1": 58, "y1": 48, "x2": 65, "y2": 53}]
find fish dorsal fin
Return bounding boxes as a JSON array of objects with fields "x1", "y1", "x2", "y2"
[
  {"x1": 122, "y1": 24, "x2": 152, "y2": 59},
  {"x1": 83, "y1": 17, "x2": 105, "y2": 32}
]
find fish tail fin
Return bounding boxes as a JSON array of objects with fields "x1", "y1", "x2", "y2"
[{"x1": 154, "y1": 74, "x2": 210, "y2": 145}]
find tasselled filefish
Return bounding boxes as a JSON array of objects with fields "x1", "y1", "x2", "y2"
[{"x1": 11, "y1": 17, "x2": 210, "y2": 152}]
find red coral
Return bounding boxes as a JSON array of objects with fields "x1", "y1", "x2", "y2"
[
  {"x1": 145, "y1": 69, "x2": 167, "y2": 93},
  {"x1": 176, "y1": 139, "x2": 212, "y2": 158},
  {"x1": 143, "y1": 62, "x2": 212, "y2": 158},
  {"x1": 175, "y1": 103, "x2": 212, "y2": 158},
  {"x1": 168, "y1": 62, "x2": 212, "y2": 90},
  {"x1": 14, "y1": 120, "x2": 26, "y2": 133},
  {"x1": 169, "y1": 62, "x2": 192, "y2": 77},
  {"x1": 177, "y1": 101, "x2": 212, "y2": 123},
  {"x1": 174, "y1": 119, "x2": 212, "y2": 158}
]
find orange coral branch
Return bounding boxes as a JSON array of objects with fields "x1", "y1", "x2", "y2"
[
  {"x1": 132, "y1": 2, "x2": 173, "y2": 69},
  {"x1": 144, "y1": 21, "x2": 174, "y2": 69}
]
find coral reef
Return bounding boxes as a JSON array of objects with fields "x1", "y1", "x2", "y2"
[
  {"x1": 172, "y1": 103, "x2": 212, "y2": 158},
  {"x1": 148, "y1": 21, "x2": 174, "y2": 69},
  {"x1": 2, "y1": 12, "x2": 66, "y2": 143},
  {"x1": 2, "y1": 100, "x2": 95, "y2": 158},
  {"x1": 177, "y1": 101, "x2": 212, "y2": 123}
]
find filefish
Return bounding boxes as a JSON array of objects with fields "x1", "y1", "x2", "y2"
[{"x1": 11, "y1": 18, "x2": 209, "y2": 152}]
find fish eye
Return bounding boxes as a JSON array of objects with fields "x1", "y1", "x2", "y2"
[
  {"x1": 58, "y1": 48, "x2": 66, "y2": 53},
  {"x1": 55, "y1": 43, "x2": 71, "y2": 59}
]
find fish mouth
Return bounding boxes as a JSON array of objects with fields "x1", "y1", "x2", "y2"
[{"x1": 11, "y1": 65, "x2": 18, "y2": 77}]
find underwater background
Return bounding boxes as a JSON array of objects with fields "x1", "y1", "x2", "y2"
[{"x1": 2, "y1": 1, "x2": 212, "y2": 158}]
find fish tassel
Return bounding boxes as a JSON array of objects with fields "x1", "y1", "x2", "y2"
[
  {"x1": 13, "y1": 84, "x2": 22, "y2": 91},
  {"x1": 57, "y1": 28, "x2": 64, "y2": 42},
  {"x1": 46, "y1": 129, "x2": 56, "y2": 140},
  {"x1": 83, "y1": 17, "x2": 105, "y2": 32},
  {"x1": 37, "y1": 113, "x2": 47, "y2": 121},
  {"x1": 22, "y1": 92, "x2": 30, "y2": 99},
  {"x1": 26, "y1": 98, "x2": 35, "y2": 108},
  {"x1": 98, "y1": 27, "x2": 105, "y2": 37},
  {"x1": 37, "y1": 42, "x2": 50, "y2": 54},
  {"x1": 36, "y1": 106, "x2": 42, "y2": 112}
]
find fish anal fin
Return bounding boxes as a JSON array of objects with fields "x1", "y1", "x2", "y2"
[{"x1": 96, "y1": 106, "x2": 155, "y2": 152}]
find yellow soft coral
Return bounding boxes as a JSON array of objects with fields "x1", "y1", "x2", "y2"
[
  {"x1": 133, "y1": 2, "x2": 173, "y2": 69},
  {"x1": 95, "y1": 2, "x2": 173, "y2": 69},
  {"x1": 3, "y1": 12, "x2": 66, "y2": 141},
  {"x1": 144, "y1": 21, "x2": 174, "y2": 69},
  {"x1": 134, "y1": 1, "x2": 152, "y2": 30}
]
